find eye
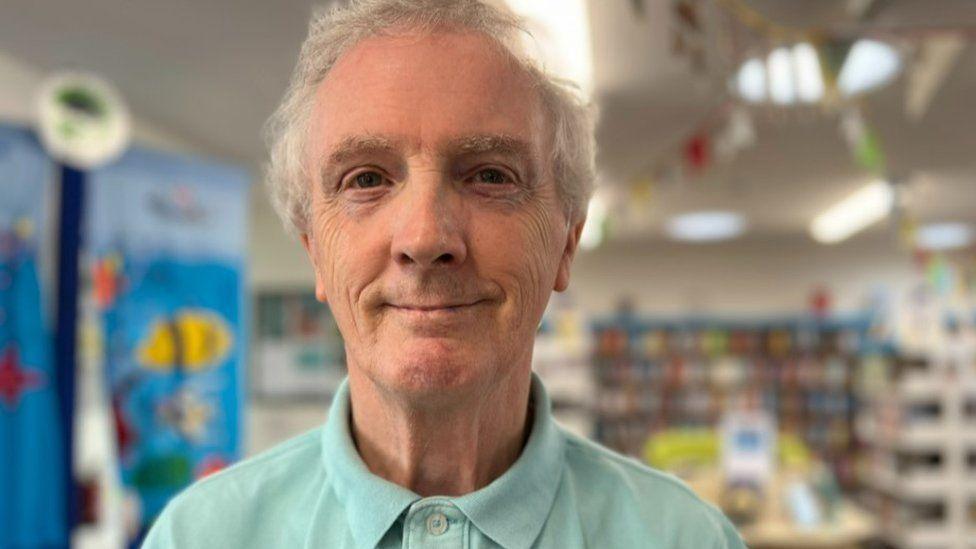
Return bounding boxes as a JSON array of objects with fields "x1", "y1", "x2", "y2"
[
  {"x1": 473, "y1": 168, "x2": 511, "y2": 185},
  {"x1": 349, "y1": 170, "x2": 386, "y2": 189}
]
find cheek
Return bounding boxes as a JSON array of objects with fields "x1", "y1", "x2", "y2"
[
  {"x1": 308, "y1": 198, "x2": 383, "y2": 335},
  {"x1": 476, "y1": 206, "x2": 562, "y2": 325}
]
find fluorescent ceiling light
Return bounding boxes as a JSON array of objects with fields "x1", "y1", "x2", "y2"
[
  {"x1": 579, "y1": 192, "x2": 606, "y2": 250},
  {"x1": 916, "y1": 222, "x2": 974, "y2": 251},
  {"x1": 736, "y1": 57, "x2": 767, "y2": 103},
  {"x1": 838, "y1": 39, "x2": 901, "y2": 96},
  {"x1": 767, "y1": 47, "x2": 796, "y2": 105},
  {"x1": 810, "y1": 181, "x2": 894, "y2": 244},
  {"x1": 792, "y1": 42, "x2": 824, "y2": 103},
  {"x1": 734, "y1": 39, "x2": 898, "y2": 104},
  {"x1": 666, "y1": 211, "x2": 747, "y2": 243},
  {"x1": 504, "y1": 0, "x2": 593, "y2": 97}
]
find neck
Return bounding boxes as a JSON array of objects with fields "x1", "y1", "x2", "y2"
[{"x1": 346, "y1": 367, "x2": 532, "y2": 497}]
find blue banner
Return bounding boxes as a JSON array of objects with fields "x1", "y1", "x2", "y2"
[
  {"x1": 0, "y1": 126, "x2": 68, "y2": 548},
  {"x1": 87, "y1": 147, "x2": 249, "y2": 537}
]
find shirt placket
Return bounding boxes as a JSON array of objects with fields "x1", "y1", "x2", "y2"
[{"x1": 402, "y1": 499, "x2": 467, "y2": 549}]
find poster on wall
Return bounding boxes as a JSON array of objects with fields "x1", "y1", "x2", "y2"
[
  {"x1": 0, "y1": 125, "x2": 67, "y2": 547},
  {"x1": 253, "y1": 292, "x2": 346, "y2": 400},
  {"x1": 86, "y1": 147, "x2": 249, "y2": 537}
]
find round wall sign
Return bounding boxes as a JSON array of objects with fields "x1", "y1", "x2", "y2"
[{"x1": 36, "y1": 72, "x2": 131, "y2": 169}]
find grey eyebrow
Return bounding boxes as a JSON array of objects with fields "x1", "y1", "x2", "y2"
[
  {"x1": 326, "y1": 135, "x2": 399, "y2": 166},
  {"x1": 443, "y1": 134, "x2": 534, "y2": 159}
]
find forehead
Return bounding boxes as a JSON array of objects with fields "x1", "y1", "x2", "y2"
[{"x1": 310, "y1": 30, "x2": 547, "y2": 157}]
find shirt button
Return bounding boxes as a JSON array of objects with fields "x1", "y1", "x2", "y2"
[{"x1": 426, "y1": 512, "x2": 448, "y2": 536}]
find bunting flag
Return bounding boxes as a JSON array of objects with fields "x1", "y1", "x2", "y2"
[
  {"x1": 0, "y1": 125, "x2": 68, "y2": 548},
  {"x1": 86, "y1": 147, "x2": 249, "y2": 541},
  {"x1": 684, "y1": 133, "x2": 711, "y2": 173},
  {"x1": 839, "y1": 107, "x2": 887, "y2": 175}
]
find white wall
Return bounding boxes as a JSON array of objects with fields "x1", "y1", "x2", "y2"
[
  {"x1": 569, "y1": 234, "x2": 916, "y2": 317},
  {"x1": 249, "y1": 193, "x2": 314, "y2": 290}
]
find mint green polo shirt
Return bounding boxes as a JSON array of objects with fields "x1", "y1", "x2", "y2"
[{"x1": 142, "y1": 374, "x2": 745, "y2": 548}]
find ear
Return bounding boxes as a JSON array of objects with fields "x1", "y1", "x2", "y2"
[
  {"x1": 554, "y1": 218, "x2": 586, "y2": 292},
  {"x1": 300, "y1": 232, "x2": 329, "y2": 304}
]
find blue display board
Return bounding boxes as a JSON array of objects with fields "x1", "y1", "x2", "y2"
[
  {"x1": 0, "y1": 126, "x2": 68, "y2": 548},
  {"x1": 87, "y1": 147, "x2": 249, "y2": 535}
]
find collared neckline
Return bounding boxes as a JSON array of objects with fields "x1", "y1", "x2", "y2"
[
  {"x1": 320, "y1": 373, "x2": 566, "y2": 549},
  {"x1": 320, "y1": 379, "x2": 420, "y2": 549},
  {"x1": 452, "y1": 373, "x2": 565, "y2": 549}
]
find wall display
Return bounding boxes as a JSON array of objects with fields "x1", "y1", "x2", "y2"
[
  {"x1": 252, "y1": 292, "x2": 345, "y2": 400},
  {"x1": 86, "y1": 147, "x2": 249, "y2": 538},
  {"x1": 0, "y1": 125, "x2": 67, "y2": 548}
]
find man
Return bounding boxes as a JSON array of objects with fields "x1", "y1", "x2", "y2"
[{"x1": 144, "y1": 0, "x2": 745, "y2": 547}]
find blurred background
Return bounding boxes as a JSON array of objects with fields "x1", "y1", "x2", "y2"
[{"x1": 1, "y1": 0, "x2": 975, "y2": 548}]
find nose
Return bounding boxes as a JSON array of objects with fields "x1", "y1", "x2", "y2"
[{"x1": 390, "y1": 175, "x2": 467, "y2": 269}]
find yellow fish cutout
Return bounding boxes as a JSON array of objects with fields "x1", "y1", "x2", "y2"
[{"x1": 137, "y1": 309, "x2": 233, "y2": 372}]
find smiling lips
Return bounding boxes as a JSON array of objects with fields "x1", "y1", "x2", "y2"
[
  {"x1": 392, "y1": 301, "x2": 481, "y2": 311},
  {"x1": 386, "y1": 300, "x2": 486, "y2": 320}
]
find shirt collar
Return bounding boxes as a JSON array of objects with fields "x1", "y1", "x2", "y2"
[
  {"x1": 452, "y1": 373, "x2": 565, "y2": 549},
  {"x1": 321, "y1": 379, "x2": 420, "y2": 549},
  {"x1": 321, "y1": 373, "x2": 565, "y2": 549}
]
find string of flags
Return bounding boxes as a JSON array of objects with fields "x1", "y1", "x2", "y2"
[{"x1": 625, "y1": 100, "x2": 756, "y2": 213}]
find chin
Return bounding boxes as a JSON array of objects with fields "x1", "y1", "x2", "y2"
[{"x1": 380, "y1": 339, "x2": 489, "y2": 401}]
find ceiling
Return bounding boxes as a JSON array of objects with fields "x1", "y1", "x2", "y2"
[
  {"x1": 0, "y1": 0, "x2": 973, "y2": 242},
  {"x1": 591, "y1": 0, "x2": 976, "y2": 240}
]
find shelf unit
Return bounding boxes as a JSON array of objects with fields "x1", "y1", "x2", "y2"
[
  {"x1": 590, "y1": 313, "x2": 879, "y2": 489},
  {"x1": 857, "y1": 351, "x2": 976, "y2": 549}
]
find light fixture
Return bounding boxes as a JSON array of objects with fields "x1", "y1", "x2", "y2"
[
  {"x1": 810, "y1": 181, "x2": 894, "y2": 244},
  {"x1": 736, "y1": 57, "x2": 767, "y2": 103},
  {"x1": 733, "y1": 39, "x2": 898, "y2": 104},
  {"x1": 792, "y1": 42, "x2": 825, "y2": 103},
  {"x1": 916, "y1": 222, "x2": 974, "y2": 251},
  {"x1": 734, "y1": 45, "x2": 823, "y2": 105},
  {"x1": 504, "y1": 0, "x2": 593, "y2": 97},
  {"x1": 837, "y1": 39, "x2": 901, "y2": 97},
  {"x1": 665, "y1": 211, "x2": 747, "y2": 243},
  {"x1": 767, "y1": 47, "x2": 796, "y2": 105}
]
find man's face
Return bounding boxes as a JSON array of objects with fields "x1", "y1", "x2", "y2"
[{"x1": 302, "y1": 30, "x2": 583, "y2": 402}]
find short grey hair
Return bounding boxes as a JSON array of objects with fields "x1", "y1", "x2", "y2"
[{"x1": 264, "y1": 0, "x2": 596, "y2": 237}]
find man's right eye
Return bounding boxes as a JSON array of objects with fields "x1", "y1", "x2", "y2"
[{"x1": 349, "y1": 170, "x2": 385, "y2": 189}]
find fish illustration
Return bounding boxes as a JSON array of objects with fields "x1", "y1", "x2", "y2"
[{"x1": 136, "y1": 309, "x2": 232, "y2": 371}]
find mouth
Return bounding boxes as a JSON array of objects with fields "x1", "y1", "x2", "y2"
[
  {"x1": 388, "y1": 300, "x2": 485, "y2": 312},
  {"x1": 384, "y1": 300, "x2": 488, "y2": 323}
]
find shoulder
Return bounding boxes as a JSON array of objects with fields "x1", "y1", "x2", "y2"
[
  {"x1": 177, "y1": 427, "x2": 324, "y2": 502},
  {"x1": 561, "y1": 428, "x2": 710, "y2": 506},
  {"x1": 141, "y1": 428, "x2": 327, "y2": 548},
  {"x1": 559, "y1": 427, "x2": 745, "y2": 548}
]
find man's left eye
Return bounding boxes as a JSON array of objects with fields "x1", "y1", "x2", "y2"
[
  {"x1": 474, "y1": 168, "x2": 510, "y2": 184},
  {"x1": 352, "y1": 171, "x2": 385, "y2": 189}
]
